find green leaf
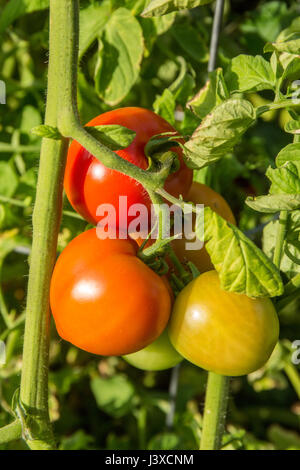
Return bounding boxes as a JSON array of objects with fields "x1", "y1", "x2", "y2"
[
  {"x1": 276, "y1": 143, "x2": 300, "y2": 170},
  {"x1": 171, "y1": 23, "x2": 208, "y2": 63},
  {"x1": 153, "y1": 89, "x2": 176, "y2": 126},
  {"x1": 184, "y1": 99, "x2": 256, "y2": 168},
  {"x1": 91, "y1": 375, "x2": 136, "y2": 418},
  {"x1": 79, "y1": 0, "x2": 111, "y2": 59},
  {"x1": 197, "y1": 207, "x2": 283, "y2": 297},
  {"x1": 198, "y1": 208, "x2": 283, "y2": 297},
  {"x1": 265, "y1": 18, "x2": 300, "y2": 54},
  {"x1": 31, "y1": 125, "x2": 61, "y2": 140},
  {"x1": 279, "y1": 53, "x2": 300, "y2": 82},
  {"x1": 0, "y1": 162, "x2": 18, "y2": 198},
  {"x1": 0, "y1": 229, "x2": 28, "y2": 261},
  {"x1": 60, "y1": 431, "x2": 94, "y2": 451},
  {"x1": 188, "y1": 68, "x2": 228, "y2": 119},
  {"x1": 141, "y1": 0, "x2": 213, "y2": 17},
  {"x1": 284, "y1": 119, "x2": 300, "y2": 135},
  {"x1": 0, "y1": 0, "x2": 49, "y2": 35},
  {"x1": 94, "y1": 8, "x2": 144, "y2": 106},
  {"x1": 266, "y1": 163, "x2": 300, "y2": 195},
  {"x1": 85, "y1": 124, "x2": 136, "y2": 150},
  {"x1": 225, "y1": 55, "x2": 276, "y2": 93},
  {"x1": 246, "y1": 194, "x2": 300, "y2": 213}
]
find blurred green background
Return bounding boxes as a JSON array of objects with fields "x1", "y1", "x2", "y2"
[{"x1": 0, "y1": 0, "x2": 299, "y2": 450}]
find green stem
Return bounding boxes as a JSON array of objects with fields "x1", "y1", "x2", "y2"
[
  {"x1": 200, "y1": 373, "x2": 230, "y2": 450},
  {"x1": 0, "y1": 144, "x2": 40, "y2": 153},
  {"x1": 0, "y1": 420, "x2": 22, "y2": 445},
  {"x1": 19, "y1": 0, "x2": 77, "y2": 450},
  {"x1": 273, "y1": 211, "x2": 288, "y2": 268},
  {"x1": 0, "y1": 195, "x2": 30, "y2": 207},
  {"x1": 284, "y1": 362, "x2": 300, "y2": 400}
]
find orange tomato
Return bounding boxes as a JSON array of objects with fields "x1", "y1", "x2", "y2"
[{"x1": 50, "y1": 229, "x2": 172, "y2": 356}]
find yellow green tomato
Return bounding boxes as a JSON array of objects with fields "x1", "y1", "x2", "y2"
[
  {"x1": 168, "y1": 270, "x2": 279, "y2": 376},
  {"x1": 123, "y1": 329, "x2": 183, "y2": 371}
]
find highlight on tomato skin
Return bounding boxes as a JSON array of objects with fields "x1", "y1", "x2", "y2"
[
  {"x1": 123, "y1": 329, "x2": 183, "y2": 371},
  {"x1": 50, "y1": 228, "x2": 172, "y2": 356},
  {"x1": 168, "y1": 270, "x2": 279, "y2": 377},
  {"x1": 64, "y1": 107, "x2": 193, "y2": 228},
  {"x1": 172, "y1": 182, "x2": 236, "y2": 274}
]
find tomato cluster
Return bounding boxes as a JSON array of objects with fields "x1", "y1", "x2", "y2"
[{"x1": 50, "y1": 107, "x2": 279, "y2": 376}]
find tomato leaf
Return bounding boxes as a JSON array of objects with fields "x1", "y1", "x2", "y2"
[
  {"x1": 197, "y1": 207, "x2": 283, "y2": 298},
  {"x1": 94, "y1": 8, "x2": 144, "y2": 105},
  {"x1": 91, "y1": 375, "x2": 136, "y2": 418},
  {"x1": 171, "y1": 23, "x2": 208, "y2": 63},
  {"x1": 264, "y1": 18, "x2": 300, "y2": 54},
  {"x1": 79, "y1": 0, "x2": 111, "y2": 59},
  {"x1": 0, "y1": 0, "x2": 49, "y2": 36},
  {"x1": 85, "y1": 124, "x2": 136, "y2": 150},
  {"x1": 141, "y1": 0, "x2": 213, "y2": 17},
  {"x1": 0, "y1": 162, "x2": 18, "y2": 198},
  {"x1": 225, "y1": 55, "x2": 276, "y2": 93},
  {"x1": 246, "y1": 194, "x2": 300, "y2": 213},
  {"x1": 153, "y1": 89, "x2": 176, "y2": 126},
  {"x1": 284, "y1": 119, "x2": 300, "y2": 135},
  {"x1": 184, "y1": 99, "x2": 256, "y2": 168},
  {"x1": 276, "y1": 143, "x2": 300, "y2": 169},
  {"x1": 188, "y1": 68, "x2": 229, "y2": 119},
  {"x1": 266, "y1": 163, "x2": 300, "y2": 195}
]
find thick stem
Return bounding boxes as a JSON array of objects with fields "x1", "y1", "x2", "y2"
[
  {"x1": 19, "y1": 0, "x2": 74, "y2": 449},
  {"x1": 200, "y1": 373, "x2": 229, "y2": 450},
  {"x1": 273, "y1": 211, "x2": 288, "y2": 268}
]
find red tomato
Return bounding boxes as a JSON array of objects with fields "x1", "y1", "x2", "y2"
[
  {"x1": 64, "y1": 107, "x2": 192, "y2": 228},
  {"x1": 50, "y1": 229, "x2": 172, "y2": 356}
]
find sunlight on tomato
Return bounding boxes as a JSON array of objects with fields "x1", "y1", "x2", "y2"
[
  {"x1": 123, "y1": 329, "x2": 183, "y2": 371},
  {"x1": 50, "y1": 229, "x2": 172, "y2": 356},
  {"x1": 172, "y1": 182, "x2": 236, "y2": 273},
  {"x1": 168, "y1": 270, "x2": 279, "y2": 376}
]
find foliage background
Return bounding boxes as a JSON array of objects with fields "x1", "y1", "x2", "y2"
[{"x1": 0, "y1": 0, "x2": 299, "y2": 450}]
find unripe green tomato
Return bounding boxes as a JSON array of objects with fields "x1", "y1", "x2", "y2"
[
  {"x1": 168, "y1": 270, "x2": 279, "y2": 376},
  {"x1": 123, "y1": 329, "x2": 183, "y2": 371}
]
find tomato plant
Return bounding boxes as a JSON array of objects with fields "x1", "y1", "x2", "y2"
[
  {"x1": 64, "y1": 107, "x2": 192, "y2": 228},
  {"x1": 169, "y1": 270, "x2": 279, "y2": 376},
  {"x1": 0, "y1": 0, "x2": 300, "y2": 454}
]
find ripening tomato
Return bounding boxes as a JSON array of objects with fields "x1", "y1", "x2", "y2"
[
  {"x1": 168, "y1": 270, "x2": 279, "y2": 376},
  {"x1": 64, "y1": 107, "x2": 193, "y2": 228},
  {"x1": 50, "y1": 229, "x2": 172, "y2": 356},
  {"x1": 172, "y1": 182, "x2": 236, "y2": 273},
  {"x1": 123, "y1": 329, "x2": 183, "y2": 371}
]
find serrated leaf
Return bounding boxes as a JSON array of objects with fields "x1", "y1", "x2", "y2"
[
  {"x1": 85, "y1": 124, "x2": 136, "y2": 150},
  {"x1": 225, "y1": 55, "x2": 275, "y2": 93},
  {"x1": 184, "y1": 99, "x2": 256, "y2": 168},
  {"x1": 266, "y1": 163, "x2": 300, "y2": 195},
  {"x1": 94, "y1": 8, "x2": 143, "y2": 106},
  {"x1": 198, "y1": 207, "x2": 283, "y2": 297},
  {"x1": 0, "y1": 0, "x2": 49, "y2": 35},
  {"x1": 246, "y1": 194, "x2": 300, "y2": 213},
  {"x1": 188, "y1": 68, "x2": 228, "y2": 119},
  {"x1": 153, "y1": 89, "x2": 176, "y2": 125},
  {"x1": 79, "y1": 0, "x2": 111, "y2": 59},
  {"x1": 141, "y1": 0, "x2": 213, "y2": 17}
]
